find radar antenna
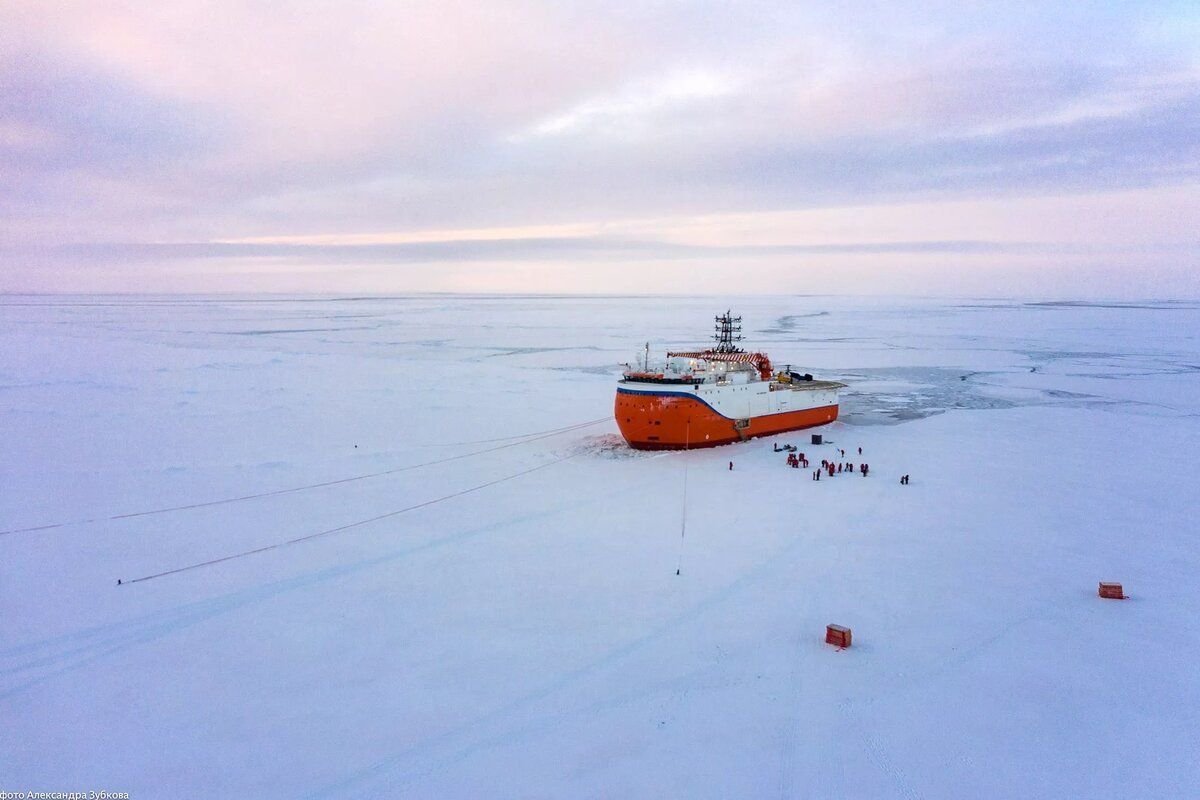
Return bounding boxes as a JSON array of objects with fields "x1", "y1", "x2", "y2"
[{"x1": 712, "y1": 310, "x2": 744, "y2": 353}]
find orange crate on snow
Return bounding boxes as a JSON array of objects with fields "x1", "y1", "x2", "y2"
[{"x1": 825, "y1": 624, "x2": 852, "y2": 648}]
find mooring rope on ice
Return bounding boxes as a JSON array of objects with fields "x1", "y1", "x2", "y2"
[
  {"x1": 0, "y1": 417, "x2": 609, "y2": 537},
  {"x1": 121, "y1": 452, "x2": 579, "y2": 585},
  {"x1": 420, "y1": 419, "x2": 612, "y2": 446}
]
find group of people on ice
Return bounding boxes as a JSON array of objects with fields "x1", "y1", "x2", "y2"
[
  {"x1": 811, "y1": 458, "x2": 868, "y2": 480},
  {"x1": 773, "y1": 439, "x2": 911, "y2": 485}
]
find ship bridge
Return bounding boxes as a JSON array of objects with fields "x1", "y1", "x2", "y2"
[{"x1": 620, "y1": 354, "x2": 758, "y2": 386}]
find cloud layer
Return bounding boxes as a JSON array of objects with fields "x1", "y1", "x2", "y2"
[{"x1": 1, "y1": 1, "x2": 1198, "y2": 294}]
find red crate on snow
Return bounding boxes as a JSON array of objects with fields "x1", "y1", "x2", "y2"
[
  {"x1": 825, "y1": 624, "x2": 852, "y2": 648},
  {"x1": 1098, "y1": 582, "x2": 1125, "y2": 600}
]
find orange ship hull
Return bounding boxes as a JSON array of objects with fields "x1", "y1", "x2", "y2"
[{"x1": 615, "y1": 388, "x2": 838, "y2": 450}]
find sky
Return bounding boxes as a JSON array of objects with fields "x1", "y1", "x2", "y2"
[{"x1": 1, "y1": 1, "x2": 1198, "y2": 296}]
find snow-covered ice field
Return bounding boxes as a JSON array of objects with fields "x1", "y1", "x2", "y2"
[{"x1": 2, "y1": 294, "x2": 1198, "y2": 798}]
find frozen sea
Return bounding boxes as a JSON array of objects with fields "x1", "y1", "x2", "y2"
[{"x1": 2, "y1": 294, "x2": 1198, "y2": 798}]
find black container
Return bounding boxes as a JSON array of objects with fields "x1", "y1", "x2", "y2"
[{"x1": 812, "y1": 434, "x2": 823, "y2": 445}]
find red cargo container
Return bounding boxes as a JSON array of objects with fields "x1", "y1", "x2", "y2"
[{"x1": 825, "y1": 624, "x2": 852, "y2": 648}]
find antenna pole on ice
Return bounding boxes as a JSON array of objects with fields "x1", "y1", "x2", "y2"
[{"x1": 676, "y1": 419, "x2": 690, "y2": 576}]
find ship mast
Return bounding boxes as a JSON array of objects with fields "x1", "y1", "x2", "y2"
[
  {"x1": 712, "y1": 311, "x2": 744, "y2": 354},
  {"x1": 667, "y1": 311, "x2": 771, "y2": 379}
]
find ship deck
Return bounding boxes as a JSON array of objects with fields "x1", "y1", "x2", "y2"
[
  {"x1": 772, "y1": 379, "x2": 846, "y2": 391},
  {"x1": 620, "y1": 378, "x2": 847, "y2": 391}
]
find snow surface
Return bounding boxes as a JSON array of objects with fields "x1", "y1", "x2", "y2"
[{"x1": 2, "y1": 294, "x2": 1198, "y2": 798}]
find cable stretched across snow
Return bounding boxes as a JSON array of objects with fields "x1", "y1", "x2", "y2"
[
  {"x1": 0, "y1": 417, "x2": 608, "y2": 537},
  {"x1": 122, "y1": 451, "x2": 579, "y2": 585}
]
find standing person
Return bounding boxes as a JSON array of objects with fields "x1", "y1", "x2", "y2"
[
  {"x1": 858, "y1": 446, "x2": 862, "y2": 455},
  {"x1": 729, "y1": 461, "x2": 733, "y2": 471}
]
